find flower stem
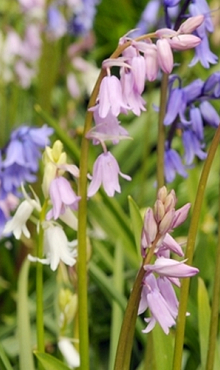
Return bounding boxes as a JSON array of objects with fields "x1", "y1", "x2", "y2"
[
  {"x1": 36, "y1": 203, "x2": 47, "y2": 369},
  {"x1": 172, "y1": 124, "x2": 220, "y2": 370},
  {"x1": 205, "y1": 159, "x2": 220, "y2": 370},
  {"x1": 113, "y1": 236, "x2": 160, "y2": 370},
  {"x1": 157, "y1": 73, "x2": 169, "y2": 189}
]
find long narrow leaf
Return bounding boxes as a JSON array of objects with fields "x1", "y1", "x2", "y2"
[
  {"x1": 0, "y1": 342, "x2": 13, "y2": 370},
  {"x1": 34, "y1": 352, "x2": 70, "y2": 370}
]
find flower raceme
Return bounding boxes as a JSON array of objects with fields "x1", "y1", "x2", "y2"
[
  {"x1": 85, "y1": 15, "x2": 204, "y2": 197},
  {"x1": 139, "y1": 186, "x2": 198, "y2": 334}
]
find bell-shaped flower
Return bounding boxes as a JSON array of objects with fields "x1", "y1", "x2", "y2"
[
  {"x1": 88, "y1": 151, "x2": 131, "y2": 197},
  {"x1": 165, "y1": 147, "x2": 188, "y2": 183},
  {"x1": 189, "y1": 33, "x2": 218, "y2": 69},
  {"x1": 144, "y1": 257, "x2": 199, "y2": 277},
  {"x1": 139, "y1": 273, "x2": 176, "y2": 334},
  {"x1": 3, "y1": 186, "x2": 41, "y2": 239},
  {"x1": 46, "y1": 176, "x2": 81, "y2": 221},
  {"x1": 182, "y1": 130, "x2": 207, "y2": 165},
  {"x1": 164, "y1": 87, "x2": 186, "y2": 126},
  {"x1": 120, "y1": 70, "x2": 146, "y2": 116},
  {"x1": 28, "y1": 224, "x2": 77, "y2": 271},
  {"x1": 92, "y1": 75, "x2": 129, "y2": 118},
  {"x1": 200, "y1": 101, "x2": 220, "y2": 128}
]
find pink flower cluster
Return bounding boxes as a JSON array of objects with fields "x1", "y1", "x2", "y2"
[
  {"x1": 138, "y1": 186, "x2": 198, "y2": 334},
  {"x1": 86, "y1": 15, "x2": 204, "y2": 198}
]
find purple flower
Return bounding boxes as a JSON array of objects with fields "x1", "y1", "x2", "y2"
[
  {"x1": 182, "y1": 79, "x2": 203, "y2": 104},
  {"x1": 188, "y1": 105, "x2": 204, "y2": 140},
  {"x1": 68, "y1": 0, "x2": 99, "y2": 36},
  {"x1": 139, "y1": 273, "x2": 176, "y2": 334},
  {"x1": 87, "y1": 151, "x2": 131, "y2": 197},
  {"x1": 164, "y1": 87, "x2": 186, "y2": 126},
  {"x1": 189, "y1": 33, "x2": 218, "y2": 69},
  {"x1": 200, "y1": 101, "x2": 220, "y2": 128},
  {"x1": 46, "y1": 177, "x2": 81, "y2": 220},
  {"x1": 182, "y1": 130, "x2": 207, "y2": 165},
  {"x1": 133, "y1": 0, "x2": 160, "y2": 37},
  {"x1": 120, "y1": 71, "x2": 146, "y2": 116},
  {"x1": 203, "y1": 72, "x2": 220, "y2": 98},
  {"x1": 165, "y1": 148, "x2": 188, "y2": 183},
  {"x1": 1, "y1": 125, "x2": 53, "y2": 196},
  {"x1": 47, "y1": 6, "x2": 67, "y2": 40}
]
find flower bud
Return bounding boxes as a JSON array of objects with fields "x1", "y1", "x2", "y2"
[
  {"x1": 178, "y1": 15, "x2": 204, "y2": 34},
  {"x1": 168, "y1": 34, "x2": 201, "y2": 50},
  {"x1": 154, "y1": 199, "x2": 165, "y2": 222},
  {"x1": 164, "y1": 191, "x2": 176, "y2": 212},
  {"x1": 157, "y1": 186, "x2": 168, "y2": 203},
  {"x1": 159, "y1": 209, "x2": 175, "y2": 235},
  {"x1": 172, "y1": 203, "x2": 191, "y2": 228},
  {"x1": 156, "y1": 38, "x2": 173, "y2": 74}
]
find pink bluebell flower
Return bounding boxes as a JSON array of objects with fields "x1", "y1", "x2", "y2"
[
  {"x1": 46, "y1": 176, "x2": 81, "y2": 220},
  {"x1": 88, "y1": 151, "x2": 131, "y2": 197}
]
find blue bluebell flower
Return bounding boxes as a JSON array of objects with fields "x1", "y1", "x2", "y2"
[
  {"x1": 1, "y1": 125, "x2": 53, "y2": 197},
  {"x1": 68, "y1": 0, "x2": 100, "y2": 36},
  {"x1": 182, "y1": 130, "x2": 207, "y2": 165},
  {"x1": 164, "y1": 146, "x2": 187, "y2": 183}
]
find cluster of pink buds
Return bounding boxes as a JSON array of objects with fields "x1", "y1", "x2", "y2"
[
  {"x1": 138, "y1": 186, "x2": 199, "y2": 334},
  {"x1": 86, "y1": 15, "x2": 204, "y2": 198}
]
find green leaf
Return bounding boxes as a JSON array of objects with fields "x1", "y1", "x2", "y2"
[
  {"x1": 17, "y1": 258, "x2": 35, "y2": 370},
  {"x1": 34, "y1": 352, "x2": 70, "y2": 370},
  {"x1": 0, "y1": 342, "x2": 13, "y2": 370},
  {"x1": 152, "y1": 324, "x2": 174, "y2": 370},
  {"x1": 128, "y1": 195, "x2": 143, "y2": 258}
]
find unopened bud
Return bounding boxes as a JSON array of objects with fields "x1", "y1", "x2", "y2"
[
  {"x1": 154, "y1": 199, "x2": 165, "y2": 222},
  {"x1": 172, "y1": 203, "x2": 191, "y2": 229},
  {"x1": 178, "y1": 15, "x2": 204, "y2": 34},
  {"x1": 157, "y1": 186, "x2": 168, "y2": 203},
  {"x1": 164, "y1": 191, "x2": 176, "y2": 212},
  {"x1": 159, "y1": 209, "x2": 175, "y2": 235}
]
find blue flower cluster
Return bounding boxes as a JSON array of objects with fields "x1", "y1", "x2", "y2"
[
  {"x1": 165, "y1": 72, "x2": 220, "y2": 182},
  {"x1": 0, "y1": 125, "x2": 53, "y2": 235}
]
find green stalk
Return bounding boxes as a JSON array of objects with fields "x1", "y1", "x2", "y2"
[
  {"x1": 205, "y1": 154, "x2": 220, "y2": 370},
  {"x1": 36, "y1": 202, "x2": 47, "y2": 369},
  {"x1": 113, "y1": 236, "x2": 160, "y2": 370},
  {"x1": 172, "y1": 125, "x2": 220, "y2": 370},
  {"x1": 157, "y1": 73, "x2": 169, "y2": 189}
]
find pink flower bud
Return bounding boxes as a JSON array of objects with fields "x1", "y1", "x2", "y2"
[
  {"x1": 178, "y1": 15, "x2": 204, "y2": 34},
  {"x1": 157, "y1": 186, "x2": 168, "y2": 203},
  {"x1": 131, "y1": 55, "x2": 146, "y2": 94},
  {"x1": 164, "y1": 192, "x2": 176, "y2": 212},
  {"x1": 144, "y1": 44, "x2": 159, "y2": 81},
  {"x1": 156, "y1": 39, "x2": 174, "y2": 74},
  {"x1": 168, "y1": 35, "x2": 201, "y2": 50},
  {"x1": 159, "y1": 209, "x2": 175, "y2": 235},
  {"x1": 154, "y1": 199, "x2": 165, "y2": 222},
  {"x1": 143, "y1": 207, "x2": 158, "y2": 243}
]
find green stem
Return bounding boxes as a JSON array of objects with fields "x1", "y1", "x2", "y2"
[
  {"x1": 205, "y1": 155, "x2": 220, "y2": 370},
  {"x1": 36, "y1": 202, "x2": 47, "y2": 368},
  {"x1": 113, "y1": 236, "x2": 160, "y2": 370},
  {"x1": 172, "y1": 125, "x2": 220, "y2": 370},
  {"x1": 157, "y1": 73, "x2": 169, "y2": 189}
]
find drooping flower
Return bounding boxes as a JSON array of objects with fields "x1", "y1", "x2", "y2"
[
  {"x1": 46, "y1": 176, "x2": 81, "y2": 220},
  {"x1": 28, "y1": 223, "x2": 77, "y2": 271},
  {"x1": 2, "y1": 186, "x2": 41, "y2": 239},
  {"x1": 87, "y1": 151, "x2": 131, "y2": 197}
]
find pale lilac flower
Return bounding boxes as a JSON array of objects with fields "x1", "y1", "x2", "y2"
[
  {"x1": 46, "y1": 177, "x2": 81, "y2": 220},
  {"x1": 47, "y1": 6, "x2": 67, "y2": 40},
  {"x1": 177, "y1": 15, "x2": 204, "y2": 34},
  {"x1": 139, "y1": 273, "x2": 176, "y2": 334},
  {"x1": 133, "y1": 0, "x2": 160, "y2": 36},
  {"x1": 144, "y1": 257, "x2": 199, "y2": 277},
  {"x1": 156, "y1": 39, "x2": 173, "y2": 74},
  {"x1": 28, "y1": 224, "x2": 77, "y2": 271},
  {"x1": 88, "y1": 151, "x2": 131, "y2": 197},
  {"x1": 120, "y1": 71, "x2": 146, "y2": 116},
  {"x1": 92, "y1": 75, "x2": 129, "y2": 118},
  {"x1": 130, "y1": 55, "x2": 146, "y2": 94},
  {"x1": 86, "y1": 110, "x2": 129, "y2": 145}
]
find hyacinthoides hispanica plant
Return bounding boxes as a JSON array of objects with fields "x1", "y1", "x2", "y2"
[{"x1": 1, "y1": 1, "x2": 220, "y2": 370}]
